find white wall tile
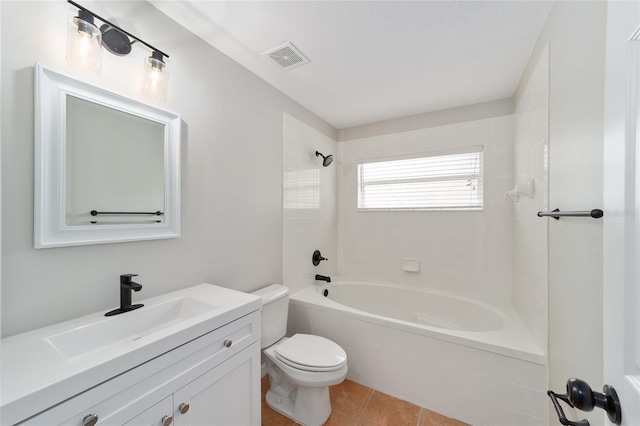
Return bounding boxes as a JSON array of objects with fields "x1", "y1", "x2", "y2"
[
  {"x1": 452, "y1": 367, "x2": 483, "y2": 398},
  {"x1": 512, "y1": 44, "x2": 549, "y2": 355},
  {"x1": 426, "y1": 359, "x2": 455, "y2": 387},
  {"x1": 482, "y1": 376, "x2": 515, "y2": 408},
  {"x1": 339, "y1": 116, "x2": 515, "y2": 300},
  {"x1": 283, "y1": 114, "x2": 338, "y2": 295},
  {"x1": 482, "y1": 351, "x2": 515, "y2": 382},
  {"x1": 513, "y1": 410, "x2": 546, "y2": 426},
  {"x1": 452, "y1": 393, "x2": 484, "y2": 425},
  {"x1": 482, "y1": 401, "x2": 514, "y2": 426},
  {"x1": 514, "y1": 359, "x2": 548, "y2": 391},
  {"x1": 513, "y1": 385, "x2": 547, "y2": 418},
  {"x1": 453, "y1": 345, "x2": 484, "y2": 371},
  {"x1": 419, "y1": 380, "x2": 456, "y2": 412}
]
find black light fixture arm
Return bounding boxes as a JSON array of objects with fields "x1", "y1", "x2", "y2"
[{"x1": 67, "y1": 0, "x2": 169, "y2": 59}]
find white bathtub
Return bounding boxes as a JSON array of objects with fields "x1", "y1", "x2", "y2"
[
  {"x1": 324, "y1": 281, "x2": 504, "y2": 332},
  {"x1": 287, "y1": 278, "x2": 547, "y2": 425}
]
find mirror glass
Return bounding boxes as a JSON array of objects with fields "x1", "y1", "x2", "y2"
[
  {"x1": 65, "y1": 96, "x2": 165, "y2": 226},
  {"x1": 35, "y1": 64, "x2": 181, "y2": 248}
]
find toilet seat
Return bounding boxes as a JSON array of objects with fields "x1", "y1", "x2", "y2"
[{"x1": 275, "y1": 334, "x2": 347, "y2": 372}]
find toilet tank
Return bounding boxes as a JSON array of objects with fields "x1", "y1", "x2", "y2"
[{"x1": 251, "y1": 284, "x2": 289, "y2": 349}]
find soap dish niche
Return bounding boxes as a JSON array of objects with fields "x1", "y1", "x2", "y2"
[
  {"x1": 505, "y1": 180, "x2": 534, "y2": 201},
  {"x1": 402, "y1": 258, "x2": 420, "y2": 272}
]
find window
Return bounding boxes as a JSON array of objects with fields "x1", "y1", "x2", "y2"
[{"x1": 357, "y1": 146, "x2": 483, "y2": 211}]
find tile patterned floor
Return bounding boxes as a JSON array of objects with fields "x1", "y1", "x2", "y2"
[{"x1": 261, "y1": 377, "x2": 469, "y2": 426}]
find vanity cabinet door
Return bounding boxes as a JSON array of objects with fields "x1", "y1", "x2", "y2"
[
  {"x1": 122, "y1": 396, "x2": 173, "y2": 426},
  {"x1": 173, "y1": 343, "x2": 260, "y2": 426}
]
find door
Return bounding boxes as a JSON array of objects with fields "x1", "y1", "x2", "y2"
[{"x1": 603, "y1": 1, "x2": 640, "y2": 425}]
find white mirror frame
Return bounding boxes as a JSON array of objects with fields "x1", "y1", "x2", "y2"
[{"x1": 34, "y1": 64, "x2": 181, "y2": 248}]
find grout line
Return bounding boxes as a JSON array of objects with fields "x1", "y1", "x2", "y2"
[
  {"x1": 357, "y1": 388, "x2": 376, "y2": 424},
  {"x1": 332, "y1": 409, "x2": 359, "y2": 422},
  {"x1": 416, "y1": 407, "x2": 423, "y2": 426}
]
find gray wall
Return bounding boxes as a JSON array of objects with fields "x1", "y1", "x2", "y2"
[{"x1": 1, "y1": 1, "x2": 336, "y2": 337}]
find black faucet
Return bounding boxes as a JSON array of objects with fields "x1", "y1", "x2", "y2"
[
  {"x1": 105, "y1": 274, "x2": 144, "y2": 316},
  {"x1": 315, "y1": 274, "x2": 331, "y2": 283}
]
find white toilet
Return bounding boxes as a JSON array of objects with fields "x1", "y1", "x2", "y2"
[{"x1": 252, "y1": 284, "x2": 347, "y2": 426}]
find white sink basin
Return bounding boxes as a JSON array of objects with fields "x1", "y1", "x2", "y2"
[{"x1": 45, "y1": 297, "x2": 217, "y2": 359}]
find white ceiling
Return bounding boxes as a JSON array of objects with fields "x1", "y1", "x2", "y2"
[{"x1": 149, "y1": 1, "x2": 552, "y2": 129}]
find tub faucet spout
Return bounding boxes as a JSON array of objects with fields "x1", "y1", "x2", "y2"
[{"x1": 315, "y1": 274, "x2": 331, "y2": 283}]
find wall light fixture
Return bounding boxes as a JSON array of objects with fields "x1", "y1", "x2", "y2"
[{"x1": 66, "y1": 0, "x2": 171, "y2": 100}]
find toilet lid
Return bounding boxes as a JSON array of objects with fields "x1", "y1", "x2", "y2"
[{"x1": 275, "y1": 334, "x2": 347, "y2": 371}]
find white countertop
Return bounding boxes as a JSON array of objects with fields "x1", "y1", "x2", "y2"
[{"x1": 0, "y1": 284, "x2": 261, "y2": 425}]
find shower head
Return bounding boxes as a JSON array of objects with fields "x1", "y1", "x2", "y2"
[{"x1": 315, "y1": 151, "x2": 333, "y2": 167}]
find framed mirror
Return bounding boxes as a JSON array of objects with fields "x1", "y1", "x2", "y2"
[{"x1": 34, "y1": 64, "x2": 181, "y2": 248}]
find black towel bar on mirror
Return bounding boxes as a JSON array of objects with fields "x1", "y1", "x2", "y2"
[
  {"x1": 90, "y1": 210, "x2": 164, "y2": 216},
  {"x1": 537, "y1": 209, "x2": 603, "y2": 220}
]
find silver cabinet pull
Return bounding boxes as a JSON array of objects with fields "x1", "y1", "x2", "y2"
[
  {"x1": 224, "y1": 339, "x2": 232, "y2": 348},
  {"x1": 82, "y1": 414, "x2": 99, "y2": 426},
  {"x1": 179, "y1": 403, "x2": 190, "y2": 414},
  {"x1": 161, "y1": 415, "x2": 173, "y2": 426}
]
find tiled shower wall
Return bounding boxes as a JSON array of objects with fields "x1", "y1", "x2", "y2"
[
  {"x1": 338, "y1": 116, "x2": 515, "y2": 300},
  {"x1": 513, "y1": 44, "x2": 550, "y2": 353},
  {"x1": 282, "y1": 114, "x2": 338, "y2": 294}
]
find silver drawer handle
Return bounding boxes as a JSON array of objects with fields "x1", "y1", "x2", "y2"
[
  {"x1": 82, "y1": 414, "x2": 98, "y2": 426},
  {"x1": 224, "y1": 339, "x2": 232, "y2": 348},
  {"x1": 161, "y1": 415, "x2": 173, "y2": 426},
  {"x1": 179, "y1": 403, "x2": 190, "y2": 414}
]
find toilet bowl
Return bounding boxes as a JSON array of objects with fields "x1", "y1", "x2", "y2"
[{"x1": 252, "y1": 284, "x2": 347, "y2": 426}]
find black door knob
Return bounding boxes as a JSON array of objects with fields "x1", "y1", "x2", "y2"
[{"x1": 548, "y1": 378, "x2": 621, "y2": 426}]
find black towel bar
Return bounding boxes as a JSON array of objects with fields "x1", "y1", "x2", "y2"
[
  {"x1": 90, "y1": 210, "x2": 164, "y2": 216},
  {"x1": 537, "y1": 208, "x2": 603, "y2": 220}
]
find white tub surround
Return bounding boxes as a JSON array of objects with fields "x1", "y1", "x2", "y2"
[
  {"x1": 283, "y1": 114, "x2": 338, "y2": 295},
  {"x1": 338, "y1": 115, "x2": 515, "y2": 301},
  {"x1": 513, "y1": 43, "x2": 550, "y2": 355},
  {"x1": 288, "y1": 279, "x2": 546, "y2": 426}
]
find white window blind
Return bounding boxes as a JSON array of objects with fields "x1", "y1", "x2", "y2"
[{"x1": 357, "y1": 146, "x2": 483, "y2": 211}]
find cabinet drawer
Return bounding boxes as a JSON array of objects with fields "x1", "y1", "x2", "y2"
[
  {"x1": 21, "y1": 311, "x2": 259, "y2": 426},
  {"x1": 122, "y1": 396, "x2": 173, "y2": 426}
]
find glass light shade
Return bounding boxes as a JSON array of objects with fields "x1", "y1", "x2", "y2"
[
  {"x1": 142, "y1": 57, "x2": 169, "y2": 101},
  {"x1": 66, "y1": 17, "x2": 102, "y2": 73}
]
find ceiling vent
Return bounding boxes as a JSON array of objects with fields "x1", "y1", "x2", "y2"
[{"x1": 263, "y1": 42, "x2": 310, "y2": 71}]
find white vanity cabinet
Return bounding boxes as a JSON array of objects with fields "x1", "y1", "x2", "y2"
[
  {"x1": 22, "y1": 313, "x2": 261, "y2": 426},
  {"x1": 122, "y1": 343, "x2": 259, "y2": 426},
  {"x1": 1, "y1": 285, "x2": 262, "y2": 426}
]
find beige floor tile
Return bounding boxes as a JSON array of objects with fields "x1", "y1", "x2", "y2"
[
  {"x1": 262, "y1": 376, "x2": 270, "y2": 401},
  {"x1": 360, "y1": 391, "x2": 421, "y2": 426},
  {"x1": 419, "y1": 409, "x2": 469, "y2": 426},
  {"x1": 323, "y1": 410, "x2": 359, "y2": 426},
  {"x1": 329, "y1": 379, "x2": 374, "y2": 419},
  {"x1": 262, "y1": 399, "x2": 295, "y2": 426},
  {"x1": 262, "y1": 377, "x2": 463, "y2": 426}
]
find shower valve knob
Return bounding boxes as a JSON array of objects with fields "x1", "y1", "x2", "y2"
[{"x1": 312, "y1": 250, "x2": 327, "y2": 266}]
